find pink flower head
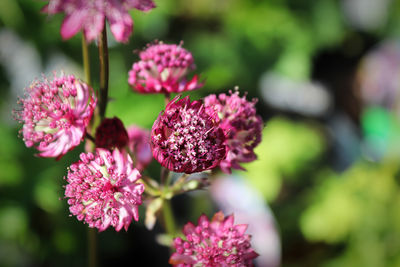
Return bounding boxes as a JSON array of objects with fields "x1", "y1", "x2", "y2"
[
  {"x1": 95, "y1": 117, "x2": 129, "y2": 150},
  {"x1": 204, "y1": 90, "x2": 263, "y2": 174},
  {"x1": 128, "y1": 42, "x2": 201, "y2": 94},
  {"x1": 170, "y1": 211, "x2": 259, "y2": 266},
  {"x1": 43, "y1": 0, "x2": 156, "y2": 42},
  {"x1": 14, "y1": 74, "x2": 96, "y2": 159},
  {"x1": 151, "y1": 96, "x2": 226, "y2": 174},
  {"x1": 127, "y1": 125, "x2": 152, "y2": 171},
  {"x1": 65, "y1": 148, "x2": 144, "y2": 231}
]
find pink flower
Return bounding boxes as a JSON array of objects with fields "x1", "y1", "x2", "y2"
[
  {"x1": 127, "y1": 125, "x2": 152, "y2": 171},
  {"x1": 95, "y1": 117, "x2": 129, "y2": 150},
  {"x1": 204, "y1": 91, "x2": 263, "y2": 174},
  {"x1": 169, "y1": 211, "x2": 259, "y2": 266},
  {"x1": 43, "y1": 0, "x2": 156, "y2": 42},
  {"x1": 151, "y1": 96, "x2": 226, "y2": 174},
  {"x1": 128, "y1": 42, "x2": 201, "y2": 94},
  {"x1": 14, "y1": 74, "x2": 96, "y2": 159},
  {"x1": 65, "y1": 148, "x2": 144, "y2": 231}
]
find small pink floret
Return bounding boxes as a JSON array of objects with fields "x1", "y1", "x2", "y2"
[
  {"x1": 44, "y1": 0, "x2": 156, "y2": 42},
  {"x1": 65, "y1": 148, "x2": 144, "y2": 231},
  {"x1": 128, "y1": 42, "x2": 202, "y2": 94},
  {"x1": 151, "y1": 96, "x2": 226, "y2": 174},
  {"x1": 170, "y1": 211, "x2": 259, "y2": 266},
  {"x1": 204, "y1": 90, "x2": 263, "y2": 174},
  {"x1": 14, "y1": 73, "x2": 96, "y2": 159},
  {"x1": 127, "y1": 125, "x2": 152, "y2": 171}
]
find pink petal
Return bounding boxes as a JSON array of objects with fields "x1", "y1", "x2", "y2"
[
  {"x1": 211, "y1": 211, "x2": 225, "y2": 223},
  {"x1": 106, "y1": 3, "x2": 133, "y2": 42},
  {"x1": 169, "y1": 253, "x2": 196, "y2": 265},
  {"x1": 197, "y1": 214, "x2": 209, "y2": 227},
  {"x1": 234, "y1": 224, "x2": 248, "y2": 235},
  {"x1": 183, "y1": 222, "x2": 196, "y2": 235},
  {"x1": 109, "y1": 16, "x2": 133, "y2": 43},
  {"x1": 83, "y1": 12, "x2": 105, "y2": 42},
  {"x1": 185, "y1": 74, "x2": 203, "y2": 91},
  {"x1": 128, "y1": 0, "x2": 156, "y2": 11},
  {"x1": 60, "y1": 10, "x2": 87, "y2": 40},
  {"x1": 113, "y1": 148, "x2": 126, "y2": 175},
  {"x1": 223, "y1": 214, "x2": 235, "y2": 229}
]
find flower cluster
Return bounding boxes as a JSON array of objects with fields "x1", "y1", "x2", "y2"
[
  {"x1": 151, "y1": 96, "x2": 226, "y2": 173},
  {"x1": 65, "y1": 148, "x2": 144, "y2": 231},
  {"x1": 150, "y1": 90, "x2": 263, "y2": 174},
  {"x1": 15, "y1": 74, "x2": 96, "y2": 158},
  {"x1": 16, "y1": 2, "x2": 262, "y2": 264},
  {"x1": 43, "y1": 0, "x2": 156, "y2": 42},
  {"x1": 128, "y1": 42, "x2": 201, "y2": 94},
  {"x1": 204, "y1": 91, "x2": 263, "y2": 173},
  {"x1": 170, "y1": 211, "x2": 259, "y2": 266}
]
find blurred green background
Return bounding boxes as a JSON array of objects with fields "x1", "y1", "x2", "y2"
[{"x1": 2, "y1": 0, "x2": 400, "y2": 266}]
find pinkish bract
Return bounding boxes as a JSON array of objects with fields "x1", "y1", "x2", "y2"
[
  {"x1": 204, "y1": 90, "x2": 263, "y2": 174},
  {"x1": 127, "y1": 125, "x2": 152, "y2": 171},
  {"x1": 169, "y1": 211, "x2": 259, "y2": 266},
  {"x1": 65, "y1": 148, "x2": 144, "y2": 231},
  {"x1": 151, "y1": 96, "x2": 226, "y2": 174},
  {"x1": 43, "y1": 0, "x2": 156, "y2": 42},
  {"x1": 128, "y1": 42, "x2": 201, "y2": 94},
  {"x1": 15, "y1": 73, "x2": 96, "y2": 159}
]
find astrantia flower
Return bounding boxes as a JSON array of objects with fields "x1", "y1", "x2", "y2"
[
  {"x1": 14, "y1": 74, "x2": 96, "y2": 158},
  {"x1": 169, "y1": 211, "x2": 259, "y2": 266},
  {"x1": 127, "y1": 125, "x2": 152, "y2": 171},
  {"x1": 95, "y1": 117, "x2": 129, "y2": 150},
  {"x1": 151, "y1": 96, "x2": 226, "y2": 174},
  {"x1": 65, "y1": 148, "x2": 144, "y2": 231},
  {"x1": 204, "y1": 91, "x2": 263, "y2": 174},
  {"x1": 43, "y1": 0, "x2": 156, "y2": 42},
  {"x1": 128, "y1": 42, "x2": 201, "y2": 94}
]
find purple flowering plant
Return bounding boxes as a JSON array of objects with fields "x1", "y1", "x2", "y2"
[{"x1": 14, "y1": 0, "x2": 263, "y2": 265}]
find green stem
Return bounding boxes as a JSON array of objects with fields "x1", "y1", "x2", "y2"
[
  {"x1": 85, "y1": 132, "x2": 96, "y2": 143},
  {"x1": 162, "y1": 198, "x2": 176, "y2": 237},
  {"x1": 82, "y1": 34, "x2": 91, "y2": 85},
  {"x1": 98, "y1": 23, "x2": 109, "y2": 120},
  {"x1": 160, "y1": 167, "x2": 176, "y2": 237},
  {"x1": 160, "y1": 166, "x2": 170, "y2": 185},
  {"x1": 88, "y1": 228, "x2": 97, "y2": 267},
  {"x1": 140, "y1": 176, "x2": 161, "y2": 197}
]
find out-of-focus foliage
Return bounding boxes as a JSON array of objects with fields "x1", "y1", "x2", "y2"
[
  {"x1": 243, "y1": 117, "x2": 325, "y2": 202},
  {"x1": 0, "y1": 125, "x2": 23, "y2": 187},
  {"x1": 301, "y1": 161, "x2": 400, "y2": 267},
  {"x1": 2, "y1": 0, "x2": 400, "y2": 266},
  {"x1": 361, "y1": 107, "x2": 400, "y2": 160}
]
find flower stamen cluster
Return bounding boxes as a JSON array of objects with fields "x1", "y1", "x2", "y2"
[
  {"x1": 65, "y1": 148, "x2": 144, "y2": 231},
  {"x1": 151, "y1": 96, "x2": 226, "y2": 173},
  {"x1": 170, "y1": 211, "x2": 259, "y2": 266},
  {"x1": 204, "y1": 90, "x2": 263, "y2": 173},
  {"x1": 128, "y1": 42, "x2": 201, "y2": 94},
  {"x1": 15, "y1": 74, "x2": 96, "y2": 158}
]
